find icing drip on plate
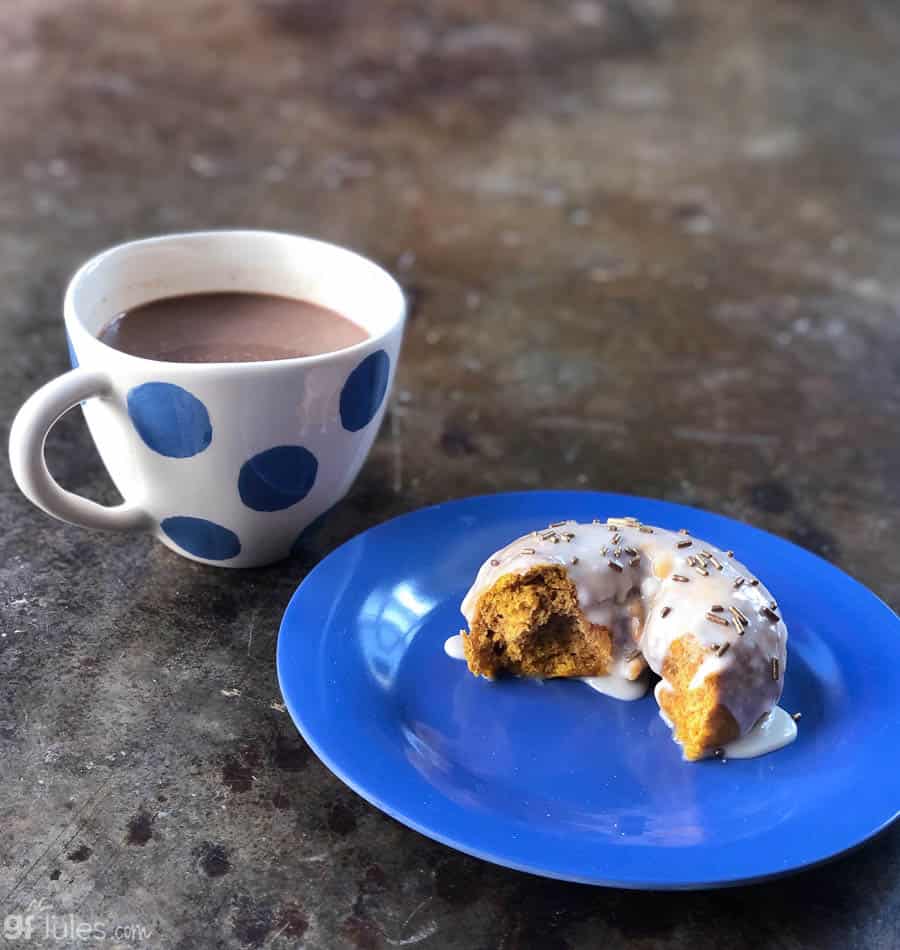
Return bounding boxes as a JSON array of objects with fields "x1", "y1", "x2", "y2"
[
  {"x1": 443, "y1": 634, "x2": 466, "y2": 661},
  {"x1": 654, "y1": 681, "x2": 797, "y2": 759},
  {"x1": 445, "y1": 634, "x2": 649, "y2": 700},
  {"x1": 720, "y1": 706, "x2": 797, "y2": 759},
  {"x1": 580, "y1": 673, "x2": 650, "y2": 701}
]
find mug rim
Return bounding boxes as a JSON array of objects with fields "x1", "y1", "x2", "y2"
[{"x1": 64, "y1": 229, "x2": 407, "y2": 372}]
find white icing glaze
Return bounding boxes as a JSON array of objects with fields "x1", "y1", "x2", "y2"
[
  {"x1": 445, "y1": 634, "x2": 648, "y2": 700},
  {"x1": 654, "y1": 680, "x2": 674, "y2": 728},
  {"x1": 444, "y1": 633, "x2": 466, "y2": 660},
  {"x1": 580, "y1": 673, "x2": 650, "y2": 701},
  {"x1": 720, "y1": 706, "x2": 797, "y2": 759},
  {"x1": 461, "y1": 517, "x2": 788, "y2": 746}
]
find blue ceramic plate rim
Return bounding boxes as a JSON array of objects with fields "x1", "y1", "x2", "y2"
[{"x1": 277, "y1": 491, "x2": 900, "y2": 889}]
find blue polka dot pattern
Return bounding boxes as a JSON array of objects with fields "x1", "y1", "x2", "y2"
[
  {"x1": 238, "y1": 445, "x2": 319, "y2": 512},
  {"x1": 290, "y1": 506, "x2": 336, "y2": 558},
  {"x1": 127, "y1": 382, "x2": 212, "y2": 458},
  {"x1": 340, "y1": 350, "x2": 391, "y2": 432},
  {"x1": 66, "y1": 332, "x2": 78, "y2": 368},
  {"x1": 161, "y1": 516, "x2": 241, "y2": 560}
]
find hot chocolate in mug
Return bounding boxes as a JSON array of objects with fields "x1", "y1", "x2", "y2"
[{"x1": 9, "y1": 231, "x2": 406, "y2": 567}]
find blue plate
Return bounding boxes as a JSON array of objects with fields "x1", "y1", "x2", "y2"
[{"x1": 276, "y1": 491, "x2": 900, "y2": 889}]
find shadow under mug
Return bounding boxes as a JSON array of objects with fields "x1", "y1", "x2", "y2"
[{"x1": 8, "y1": 231, "x2": 406, "y2": 567}]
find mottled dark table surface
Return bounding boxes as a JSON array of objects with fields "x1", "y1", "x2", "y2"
[{"x1": 2, "y1": 1, "x2": 900, "y2": 947}]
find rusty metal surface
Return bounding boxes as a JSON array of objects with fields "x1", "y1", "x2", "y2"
[{"x1": 1, "y1": 1, "x2": 899, "y2": 946}]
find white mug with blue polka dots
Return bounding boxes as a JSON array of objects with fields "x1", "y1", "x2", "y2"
[{"x1": 9, "y1": 231, "x2": 406, "y2": 567}]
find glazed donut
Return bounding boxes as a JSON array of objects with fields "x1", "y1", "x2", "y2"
[{"x1": 458, "y1": 516, "x2": 790, "y2": 760}]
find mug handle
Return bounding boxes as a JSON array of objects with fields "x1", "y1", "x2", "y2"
[{"x1": 9, "y1": 368, "x2": 150, "y2": 532}]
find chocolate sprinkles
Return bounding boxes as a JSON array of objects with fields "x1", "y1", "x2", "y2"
[
  {"x1": 771, "y1": 657, "x2": 780, "y2": 681},
  {"x1": 661, "y1": 606, "x2": 672, "y2": 618},
  {"x1": 672, "y1": 574, "x2": 690, "y2": 583},
  {"x1": 706, "y1": 612, "x2": 729, "y2": 627},
  {"x1": 608, "y1": 560, "x2": 624, "y2": 572},
  {"x1": 729, "y1": 606, "x2": 749, "y2": 630},
  {"x1": 676, "y1": 539, "x2": 693, "y2": 548}
]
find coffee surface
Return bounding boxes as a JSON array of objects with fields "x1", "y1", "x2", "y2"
[{"x1": 98, "y1": 292, "x2": 368, "y2": 362}]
